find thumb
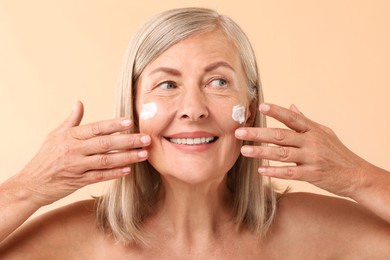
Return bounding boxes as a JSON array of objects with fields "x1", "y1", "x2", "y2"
[{"x1": 58, "y1": 101, "x2": 84, "y2": 130}]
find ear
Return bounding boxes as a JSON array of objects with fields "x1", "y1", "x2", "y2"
[{"x1": 245, "y1": 99, "x2": 258, "y2": 127}]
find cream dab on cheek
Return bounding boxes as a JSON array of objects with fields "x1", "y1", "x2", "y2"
[
  {"x1": 140, "y1": 102, "x2": 157, "y2": 120},
  {"x1": 232, "y1": 104, "x2": 246, "y2": 124}
]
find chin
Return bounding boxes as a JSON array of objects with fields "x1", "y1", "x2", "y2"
[{"x1": 158, "y1": 166, "x2": 227, "y2": 186}]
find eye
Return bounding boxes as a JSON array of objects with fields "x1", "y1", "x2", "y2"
[
  {"x1": 209, "y1": 78, "x2": 228, "y2": 88},
  {"x1": 158, "y1": 81, "x2": 176, "y2": 90}
]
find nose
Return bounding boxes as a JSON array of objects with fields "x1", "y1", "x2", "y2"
[{"x1": 178, "y1": 87, "x2": 209, "y2": 121}]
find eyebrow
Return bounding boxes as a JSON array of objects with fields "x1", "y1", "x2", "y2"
[
  {"x1": 204, "y1": 61, "x2": 236, "y2": 73},
  {"x1": 148, "y1": 61, "x2": 235, "y2": 76},
  {"x1": 149, "y1": 67, "x2": 181, "y2": 76}
]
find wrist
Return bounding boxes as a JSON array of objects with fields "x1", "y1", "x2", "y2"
[
  {"x1": 349, "y1": 162, "x2": 388, "y2": 203},
  {"x1": 0, "y1": 174, "x2": 46, "y2": 242},
  {"x1": 1, "y1": 174, "x2": 48, "y2": 210},
  {"x1": 348, "y1": 163, "x2": 390, "y2": 222}
]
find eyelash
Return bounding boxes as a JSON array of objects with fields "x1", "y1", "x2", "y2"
[
  {"x1": 208, "y1": 78, "x2": 229, "y2": 88},
  {"x1": 157, "y1": 81, "x2": 176, "y2": 90},
  {"x1": 155, "y1": 77, "x2": 229, "y2": 90}
]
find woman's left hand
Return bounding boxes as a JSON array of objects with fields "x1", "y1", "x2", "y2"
[{"x1": 235, "y1": 103, "x2": 370, "y2": 198}]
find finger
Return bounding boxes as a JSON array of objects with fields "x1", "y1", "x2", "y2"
[
  {"x1": 258, "y1": 166, "x2": 320, "y2": 183},
  {"x1": 260, "y1": 103, "x2": 310, "y2": 133},
  {"x1": 81, "y1": 149, "x2": 149, "y2": 171},
  {"x1": 235, "y1": 127, "x2": 303, "y2": 147},
  {"x1": 257, "y1": 166, "x2": 303, "y2": 180},
  {"x1": 70, "y1": 118, "x2": 133, "y2": 140},
  {"x1": 56, "y1": 101, "x2": 85, "y2": 131},
  {"x1": 70, "y1": 100, "x2": 84, "y2": 126},
  {"x1": 82, "y1": 166, "x2": 132, "y2": 184},
  {"x1": 241, "y1": 145, "x2": 302, "y2": 163},
  {"x1": 81, "y1": 134, "x2": 151, "y2": 155}
]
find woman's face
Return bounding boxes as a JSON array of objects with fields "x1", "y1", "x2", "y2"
[{"x1": 136, "y1": 30, "x2": 253, "y2": 185}]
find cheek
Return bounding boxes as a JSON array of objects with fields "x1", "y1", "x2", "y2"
[
  {"x1": 138, "y1": 101, "x2": 173, "y2": 135},
  {"x1": 211, "y1": 99, "x2": 248, "y2": 128},
  {"x1": 231, "y1": 104, "x2": 246, "y2": 124},
  {"x1": 139, "y1": 102, "x2": 157, "y2": 121}
]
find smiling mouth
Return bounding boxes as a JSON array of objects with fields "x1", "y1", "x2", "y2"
[{"x1": 166, "y1": 137, "x2": 218, "y2": 145}]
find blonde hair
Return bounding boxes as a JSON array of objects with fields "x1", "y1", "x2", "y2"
[{"x1": 96, "y1": 7, "x2": 279, "y2": 245}]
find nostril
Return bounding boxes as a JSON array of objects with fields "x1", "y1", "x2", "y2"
[{"x1": 180, "y1": 112, "x2": 207, "y2": 120}]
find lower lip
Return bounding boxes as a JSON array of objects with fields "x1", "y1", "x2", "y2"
[{"x1": 166, "y1": 139, "x2": 216, "y2": 152}]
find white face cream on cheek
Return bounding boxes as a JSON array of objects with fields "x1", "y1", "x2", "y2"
[
  {"x1": 232, "y1": 104, "x2": 246, "y2": 124},
  {"x1": 140, "y1": 102, "x2": 157, "y2": 120}
]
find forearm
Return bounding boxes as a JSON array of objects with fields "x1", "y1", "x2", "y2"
[
  {"x1": 0, "y1": 176, "x2": 42, "y2": 243},
  {"x1": 351, "y1": 164, "x2": 390, "y2": 223}
]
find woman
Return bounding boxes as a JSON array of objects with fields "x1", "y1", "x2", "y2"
[{"x1": 0, "y1": 7, "x2": 389, "y2": 259}]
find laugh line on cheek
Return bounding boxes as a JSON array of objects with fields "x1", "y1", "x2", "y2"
[
  {"x1": 140, "y1": 102, "x2": 158, "y2": 120},
  {"x1": 232, "y1": 104, "x2": 246, "y2": 124}
]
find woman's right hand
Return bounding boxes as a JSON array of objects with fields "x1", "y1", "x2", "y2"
[{"x1": 13, "y1": 101, "x2": 150, "y2": 207}]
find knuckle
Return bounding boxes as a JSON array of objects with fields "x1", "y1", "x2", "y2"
[
  {"x1": 321, "y1": 125, "x2": 335, "y2": 135},
  {"x1": 99, "y1": 136, "x2": 113, "y2": 150},
  {"x1": 128, "y1": 136, "x2": 137, "y2": 147},
  {"x1": 288, "y1": 111, "x2": 300, "y2": 123},
  {"x1": 313, "y1": 154, "x2": 327, "y2": 166},
  {"x1": 254, "y1": 146, "x2": 265, "y2": 157},
  {"x1": 253, "y1": 130, "x2": 262, "y2": 140},
  {"x1": 98, "y1": 154, "x2": 111, "y2": 167},
  {"x1": 278, "y1": 146, "x2": 290, "y2": 161},
  {"x1": 93, "y1": 170, "x2": 105, "y2": 181},
  {"x1": 274, "y1": 128, "x2": 285, "y2": 142},
  {"x1": 284, "y1": 167, "x2": 295, "y2": 179},
  {"x1": 56, "y1": 157, "x2": 78, "y2": 174},
  {"x1": 305, "y1": 132, "x2": 322, "y2": 147},
  {"x1": 91, "y1": 122, "x2": 102, "y2": 136}
]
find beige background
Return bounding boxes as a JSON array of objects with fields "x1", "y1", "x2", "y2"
[{"x1": 1, "y1": 0, "x2": 389, "y2": 217}]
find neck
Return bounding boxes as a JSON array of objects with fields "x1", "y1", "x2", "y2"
[{"x1": 152, "y1": 175, "x2": 233, "y2": 244}]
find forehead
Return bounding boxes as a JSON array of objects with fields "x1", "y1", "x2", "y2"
[{"x1": 145, "y1": 30, "x2": 242, "y2": 70}]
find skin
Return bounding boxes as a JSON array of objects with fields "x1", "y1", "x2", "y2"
[{"x1": 0, "y1": 31, "x2": 389, "y2": 259}]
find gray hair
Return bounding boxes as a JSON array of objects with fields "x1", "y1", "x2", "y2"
[{"x1": 97, "y1": 7, "x2": 279, "y2": 245}]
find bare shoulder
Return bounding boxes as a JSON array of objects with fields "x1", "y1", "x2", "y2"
[
  {"x1": 268, "y1": 192, "x2": 390, "y2": 258},
  {"x1": 0, "y1": 199, "x2": 100, "y2": 259}
]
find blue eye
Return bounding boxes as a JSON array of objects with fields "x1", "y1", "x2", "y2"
[
  {"x1": 159, "y1": 81, "x2": 176, "y2": 89},
  {"x1": 209, "y1": 79, "x2": 227, "y2": 88}
]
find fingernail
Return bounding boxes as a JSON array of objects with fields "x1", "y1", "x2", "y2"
[
  {"x1": 235, "y1": 129, "x2": 247, "y2": 137},
  {"x1": 140, "y1": 135, "x2": 151, "y2": 144},
  {"x1": 290, "y1": 104, "x2": 302, "y2": 114},
  {"x1": 122, "y1": 167, "x2": 131, "y2": 173},
  {"x1": 241, "y1": 146, "x2": 253, "y2": 155},
  {"x1": 260, "y1": 103, "x2": 270, "y2": 112},
  {"x1": 138, "y1": 150, "x2": 148, "y2": 158},
  {"x1": 121, "y1": 119, "x2": 131, "y2": 127},
  {"x1": 258, "y1": 167, "x2": 267, "y2": 174}
]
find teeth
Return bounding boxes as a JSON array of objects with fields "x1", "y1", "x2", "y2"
[{"x1": 169, "y1": 137, "x2": 215, "y2": 145}]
